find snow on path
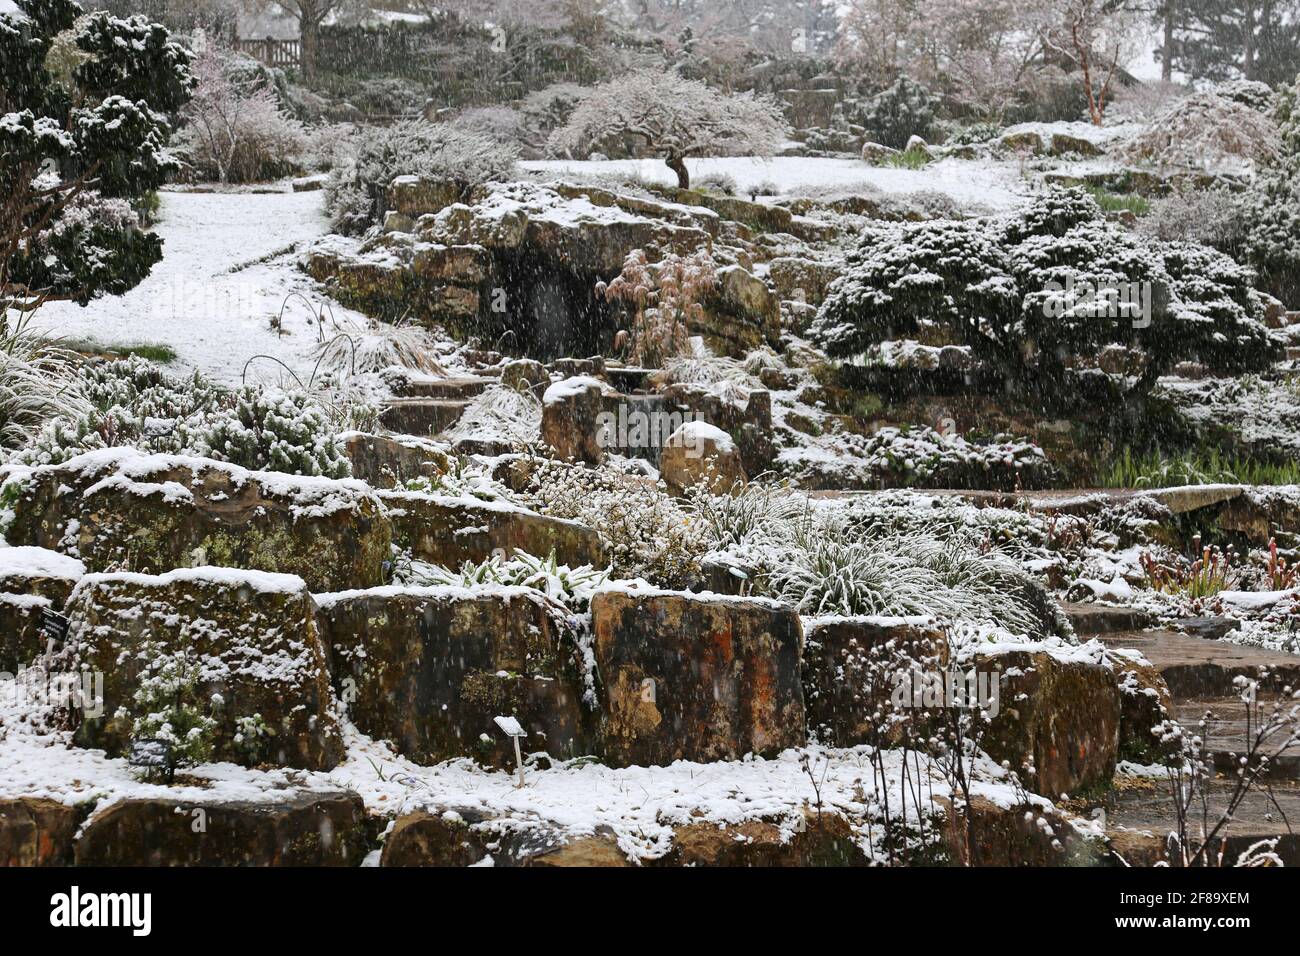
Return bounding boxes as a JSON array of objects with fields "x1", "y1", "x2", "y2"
[
  {"x1": 33, "y1": 189, "x2": 359, "y2": 386},
  {"x1": 524, "y1": 155, "x2": 1030, "y2": 211}
]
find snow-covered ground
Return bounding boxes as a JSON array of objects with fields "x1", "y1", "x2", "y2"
[
  {"x1": 524, "y1": 155, "x2": 1031, "y2": 211},
  {"x1": 33, "y1": 188, "x2": 361, "y2": 386}
]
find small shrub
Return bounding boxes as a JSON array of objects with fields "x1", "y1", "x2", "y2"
[
  {"x1": 325, "y1": 120, "x2": 518, "y2": 235},
  {"x1": 520, "y1": 459, "x2": 706, "y2": 588},
  {"x1": 598, "y1": 249, "x2": 717, "y2": 368},
  {"x1": 860, "y1": 76, "x2": 935, "y2": 150},
  {"x1": 127, "y1": 645, "x2": 218, "y2": 783},
  {"x1": 10, "y1": 356, "x2": 348, "y2": 477},
  {"x1": 178, "y1": 46, "x2": 307, "y2": 184}
]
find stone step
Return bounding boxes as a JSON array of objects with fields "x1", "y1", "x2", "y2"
[
  {"x1": 378, "y1": 398, "x2": 469, "y2": 437},
  {"x1": 391, "y1": 374, "x2": 495, "y2": 400},
  {"x1": 1062, "y1": 601, "x2": 1155, "y2": 635},
  {"x1": 1174, "y1": 697, "x2": 1300, "y2": 781},
  {"x1": 1106, "y1": 779, "x2": 1300, "y2": 866},
  {"x1": 1095, "y1": 629, "x2": 1300, "y2": 698}
]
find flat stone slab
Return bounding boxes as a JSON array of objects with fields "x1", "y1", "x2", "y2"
[
  {"x1": 1096, "y1": 629, "x2": 1300, "y2": 697},
  {"x1": 1107, "y1": 779, "x2": 1300, "y2": 866},
  {"x1": 810, "y1": 486, "x2": 1246, "y2": 516},
  {"x1": 1062, "y1": 602, "x2": 1155, "y2": 635}
]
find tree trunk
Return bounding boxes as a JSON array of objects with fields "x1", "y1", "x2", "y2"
[
  {"x1": 666, "y1": 155, "x2": 690, "y2": 190},
  {"x1": 300, "y1": 15, "x2": 321, "y2": 86},
  {"x1": 1162, "y1": 0, "x2": 1174, "y2": 82},
  {"x1": 1244, "y1": 1, "x2": 1256, "y2": 79}
]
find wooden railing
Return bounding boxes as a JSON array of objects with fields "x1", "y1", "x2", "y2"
[{"x1": 235, "y1": 37, "x2": 301, "y2": 69}]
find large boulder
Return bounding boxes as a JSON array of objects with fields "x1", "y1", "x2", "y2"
[
  {"x1": 66, "y1": 567, "x2": 344, "y2": 771},
  {"x1": 768, "y1": 256, "x2": 839, "y2": 307},
  {"x1": 541, "y1": 376, "x2": 612, "y2": 464},
  {"x1": 377, "y1": 489, "x2": 605, "y2": 568},
  {"x1": 0, "y1": 797, "x2": 83, "y2": 866},
  {"x1": 696, "y1": 265, "x2": 782, "y2": 355},
  {"x1": 73, "y1": 790, "x2": 368, "y2": 866},
  {"x1": 591, "y1": 586, "x2": 805, "y2": 767},
  {"x1": 972, "y1": 647, "x2": 1121, "y2": 798},
  {"x1": 380, "y1": 808, "x2": 632, "y2": 867},
  {"x1": 662, "y1": 383, "x2": 775, "y2": 477},
  {"x1": 1, "y1": 449, "x2": 390, "y2": 593},
  {"x1": 658, "y1": 421, "x2": 746, "y2": 495},
  {"x1": 0, "y1": 547, "x2": 85, "y2": 671},
  {"x1": 802, "y1": 616, "x2": 949, "y2": 746},
  {"x1": 339, "y1": 432, "x2": 451, "y2": 489},
  {"x1": 1107, "y1": 649, "x2": 1175, "y2": 764},
  {"x1": 316, "y1": 585, "x2": 596, "y2": 766}
]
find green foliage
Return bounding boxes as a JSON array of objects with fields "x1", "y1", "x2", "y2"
[
  {"x1": 128, "y1": 644, "x2": 217, "y2": 783},
  {"x1": 811, "y1": 185, "x2": 1279, "y2": 408},
  {"x1": 860, "y1": 76, "x2": 935, "y2": 150},
  {"x1": 1, "y1": 0, "x2": 193, "y2": 306},
  {"x1": 10, "y1": 356, "x2": 349, "y2": 477},
  {"x1": 880, "y1": 146, "x2": 931, "y2": 169},
  {"x1": 1100, "y1": 446, "x2": 1300, "y2": 488},
  {"x1": 1086, "y1": 187, "x2": 1150, "y2": 216}
]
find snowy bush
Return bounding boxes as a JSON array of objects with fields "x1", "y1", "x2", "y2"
[
  {"x1": 1123, "y1": 91, "x2": 1281, "y2": 171},
  {"x1": 1240, "y1": 74, "x2": 1300, "y2": 305},
  {"x1": 519, "y1": 458, "x2": 706, "y2": 588},
  {"x1": 10, "y1": 357, "x2": 349, "y2": 477},
  {"x1": 859, "y1": 76, "x2": 935, "y2": 150},
  {"x1": 1, "y1": 2, "x2": 193, "y2": 307},
  {"x1": 177, "y1": 45, "x2": 307, "y2": 184},
  {"x1": 1215, "y1": 79, "x2": 1276, "y2": 113},
  {"x1": 325, "y1": 120, "x2": 518, "y2": 235},
  {"x1": 1140, "y1": 185, "x2": 1248, "y2": 256},
  {"x1": 811, "y1": 185, "x2": 1278, "y2": 407}
]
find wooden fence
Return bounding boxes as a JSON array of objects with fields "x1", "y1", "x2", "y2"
[{"x1": 235, "y1": 37, "x2": 301, "y2": 69}]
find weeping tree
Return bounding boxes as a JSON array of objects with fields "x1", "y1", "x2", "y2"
[{"x1": 547, "y1": 68, "x2": 789, "y2": 189}]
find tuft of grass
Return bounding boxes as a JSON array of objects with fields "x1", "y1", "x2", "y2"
[
  {"x1": 1086, "y1": 186, "x2": 1150, "y2": 216},
  {"x1": 64, "y1": 339, "x2": 178, "y2": 364},
  {"x1": 1100, "y1": 446, "x2": 1300, "y2": 488},
  {"x1": 881, "y1": 148, "x2": 932, "y2": 170}
]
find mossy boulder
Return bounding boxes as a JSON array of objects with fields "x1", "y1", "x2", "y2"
[
  {"x1": 1, "y1": 449, "x2": 390, "y2": 593},
  {"x1": 377, "y1": 489, "x2": 605, "y2": 568},
  {"x1": 73, "y1": 790, "x2": 368, "y2": 866},
  {"x1": 66, "y1": 567, "x2": 344, "y2": 771},
  {"x1": 972, "y1": 648, "x2": 1120, "y2": 798},
  {"x1": 802, "y1": 616, "x2": 949, "y2": 746},
  {"x1": 316, "y1": 585, "x2": 596, "y2": 766},
  {"x1": 0, "y1": 547, "x2": 85, "y2": 671},
  {"x1": 591, "y1": 586, "x2": 805, "y2": 767}
]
